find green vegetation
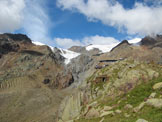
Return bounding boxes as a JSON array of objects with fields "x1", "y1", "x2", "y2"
[{"x1": 76, "y1": 61, "x2": 162, "y2": 122}]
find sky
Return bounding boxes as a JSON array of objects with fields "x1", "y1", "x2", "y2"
[{"x1": 0, "y1": 0, "x2": 162, "y2": 48}]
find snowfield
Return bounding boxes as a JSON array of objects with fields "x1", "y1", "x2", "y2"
[
  {"x1": 59, "y1": 49, "x2": 80, "y2": 64},
  {"x1": 32, "y1": 41, "x2": 80, "y2": 64},
  {"x1": 86, "y1": 38, "x2": 141, "y2": 53},
  {"x1": 32, "y1": 37, "x2": 141, "y2": 64},
  {"x1": 86, "y1": 43, "x2": 120, "y2": 53}
]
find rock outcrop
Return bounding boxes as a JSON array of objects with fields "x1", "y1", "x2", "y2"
[
  {"x1": 0, "y1": 33, "x2": 78, "y2": 122},
  {"x1": 141, "y1": 35, "x2": 162, "y2": 48},
  {"x1": 0, "y1": 33, "x2": 31, "y2": 56}
]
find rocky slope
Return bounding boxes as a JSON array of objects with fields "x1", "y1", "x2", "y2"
[
  {"x1": 0, "y1": 33, "x2": 76, "y2": 122},
  {"x1": 58, "y1": 59, "x2": 162, "y2": 122},
  {"x1": 58, "y1": 35, "x2": 162, "y2": 122},
  {"x1": 0, "y1": 33, "x2": 162, "y2": 122}
]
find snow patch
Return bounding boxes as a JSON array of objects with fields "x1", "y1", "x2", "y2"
[
  {"x1": 86, "y1": 38, "x2": 141, "y2": 53},
  {"x1": 32, "y1": 41, "x2": 80, "y2": 64},
  {"x1": 32, "y1": 41, "x2": 46, "y2": 46},
  {"x1": 86, "y1": 43, "x2": 119, "y2": 53},
  {"x1": 59, "y1": 48, "x2": 80, "y2": 64},
  {"x1": 128, "y1": 38, "x2": 141, "y2": 44}
]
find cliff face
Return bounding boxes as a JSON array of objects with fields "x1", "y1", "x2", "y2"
[
  {"x1": 141, "y1": 35, "x2": 162, "y2": 48},
  {"x1": 0, "y1": 33, "x2": 31, "y2": 57},
  {"x1": 0, "y1": 33, "x2": 75, "y2": 89}
]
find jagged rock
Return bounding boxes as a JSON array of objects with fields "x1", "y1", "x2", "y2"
[
  {"x1": 111, "y1": 40, "x2": 131, "y2": 52},
  {"x1": 141, "y1": 35, "x2": 162, "y2": 48},
  {"x1": 149, "y1": 92, "x2": 156, "y2": 98},
  {"x1": 124, "y1": 113, "x2": 130, "y2": 118},
  {"x1": 141, "y1": 36, "x2": 158, "y2": 47},
  {"x1": 153, "y1": 82, "x2": 162, "y2": 90},
  {"x1": 58, "y1": 92, "x2": 84, "y2": 121},
  {"x1": 85, "y1": 108, "x2": 100, "y2": 119},
  {"x1": 0, "y1": 33, "x2": 32, "y2": 57},
  {"x1": 133, "y1": 102, "x2": 146, "y2": 113},
  {"x1": 146, "y1": 98, "x2": 162, "y2": 108},
  {"x1": 115, "y1": 110, "x2": 122, "y2": 114},
  {"x1": 102, "y1": 106, "x2": 113, "y2": 111},
  {"x1": 67, "y1": 54, "x2": 94, "y2": 84},
  {"x1": 88, "y1": 101, "x2": 98, "y2": 107},
  {"x1": 55, "y1": 71, "x2": 74, "y2": 89},
  {"x1": 136, "y1": 119, "x2": 148, "y2": 122},
  {"x1": 146, "y1": 69, "x2": 158, "y2": 79},
  {"x1": 100, "y1": 111, "x2": 114, "y2": 117},
  {"x1": 68, "y1": 46, "x2": 86, "y2": 53},
  {"x1": 124, "y1": 104, "x2": 133, "y2": 109},
  {"x1": 99, "y1": 118, "x2": 104, "y2": 122},
  {"x1": 0, "y1": 33, "x2": 32, "y2": 43},
  {"x1": 53, "y1": 47, "x2": 65, "y2": 63}
]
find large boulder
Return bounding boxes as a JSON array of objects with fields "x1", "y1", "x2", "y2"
[
  {"x1": 85, "y1": 108, "x2": 100, "y2": 119},
  {"x1": 58, "y1": 92, "x2": 84, "y2": 121},
  {"x1": 136, "y1": 119, "x2": 148, "y2": 122},
  {"x1": 153, "y1": 82, "x2": 162, "y2": 90},
  {"x1": 146, "y1": 99, "x2": 162, "y2": 108},
  {"x1": 100, "y1": 111, "x2": 114, "y2": 117}
]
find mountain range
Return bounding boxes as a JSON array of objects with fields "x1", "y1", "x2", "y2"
[{"x1": 0, "y1": 33, "x2": 162, "y2": 122}]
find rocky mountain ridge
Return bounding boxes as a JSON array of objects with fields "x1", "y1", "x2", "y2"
[{"x1": 0, "y1": 33, "x2": 162, "y2": 122}]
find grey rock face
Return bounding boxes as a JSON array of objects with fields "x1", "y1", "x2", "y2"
[
  {"x1": 141, "y1": 35, "x2": 162, "y2": 48},
  {"x1": 68, "y1": 46, "x2": 86, "y2": 53},
  {"x1": 53, "y1": 47, "x2": 65, "y2": 64},
  {"x1": 0, "y1": 33, "x2": 32, "y2": 57},
  {"x1": 67, "y1": 54, "x2": 94, "y2": 84},
  {"x1": 0, "y1": 33, "x2": 32, "y2": 43}
]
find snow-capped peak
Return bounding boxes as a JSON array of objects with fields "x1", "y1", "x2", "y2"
[
  {"x1": 128, "y1": 38, "x2": 141, "y2": 45},
  {"x1": 85, "y1": 38, "x2": 142, "y2": 53},
  {"x1": 86, "y1": 43, "x2": 120, "y2": 53},
  {"x1": 32, "y1": 41, "x2": 80, "y2": 64},
  {"x1": 59, "y1": 48, "x2": 80, "y2": 65}
]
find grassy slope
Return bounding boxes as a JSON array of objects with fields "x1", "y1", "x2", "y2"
[{"x1": 76, "y1": 61, "x2": 162, "y2": 122}]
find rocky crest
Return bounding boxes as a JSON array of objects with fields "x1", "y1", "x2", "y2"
[
  {"x1": 110, "y1": 40, "x2": 131, "y2": 52},
  {"x1": 141, "y1": 35, "x2": 162, "y2": 48},
  {"x1": 0, "y1": 33, "x2": 31, "y2": 57},
  {"x1": 68, "y1": 46, "x2": 85, "y2": 53}
]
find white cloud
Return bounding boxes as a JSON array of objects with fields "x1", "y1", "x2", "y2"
[
  {"x1": 57, "y1": 0, "x2": 162, "y2": 36},
  {"x1": 22, "y1": 0, "x2": 51, "y2": 43},
  {"x1": 55, "y1": 38, "x2": 83, "y2": 48},
  {"x1": 0, "y1": 0, "x2": 25, "y2": 32},
  {"x1": 83, "y1": 35, "x2": 119, "y2": 45},
  {"x1": 0, "y1": 0, "x2": 52, "y2": 44},
  {"x1": 55, "y1": 35, "x2": 119, "y2": 49}
]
